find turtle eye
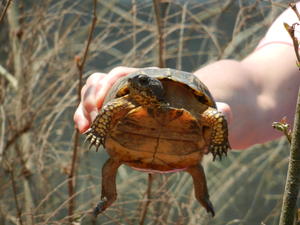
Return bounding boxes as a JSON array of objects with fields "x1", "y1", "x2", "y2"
[{"x1": 137, "y1": 75, "x2": 149, "y2": 86}]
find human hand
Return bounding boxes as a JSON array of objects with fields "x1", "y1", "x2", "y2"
[
  {"x1": 73, "y1": 67, "x2": 139, "y2": 133},
  {"x1": 73, "y1": 66, "x2": 232, "y2": 133}
]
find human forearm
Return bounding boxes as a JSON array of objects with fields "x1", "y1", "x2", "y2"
[
  {"x1": 194, "y1": 60, "x2": 264, "y2": 149},
  {"x1": 194, "y1": 42, "x2": 299, "y2": 149}
]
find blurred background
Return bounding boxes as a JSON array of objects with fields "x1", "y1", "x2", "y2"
[{"x1": 0, "y1": 0, "x2": 294, "y2": 224}]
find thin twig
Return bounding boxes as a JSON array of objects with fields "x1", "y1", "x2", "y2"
[
  {"x1": 289, "y1": 3, "x2": 300, "y2": 21},
  {"x1": 176, "y1": 3, "x2": 187, "y2": 70},
  {"x1": 9, "y1": 163, "x2": 24, "y2": 225},
  {"x1": 0, "y1": 0, "x2": 12, "y2": 24},
  {"x1": 68, "y1": 131, "x2": 79, "y2": 223},
  {"x1": 284, "y1": 2, "x2": 300, "y2": 69},
  {"x1": 7, "y1": 1, "x2": 22, "y2": 81},
  {"x1": 272, "y1": 116, "x2": 292, "y2": 144},
  {"x1": 279, "y1": 88, "x2": 300, "y2": 225},
  {"x1": 0, "y1": 106, "x2": 5, "y2": 163},
  {"x1": 0, "y1": 64, "x2": 18, "y2": 90},
  {"x1": 284, "y1": 22, "x2": 300, "y2": 68},
  {"x1": 4, "y1": 121, "x2": 33, "y2": 151},
  {"x1": 132, "y1": 0, "x2": 137, "y2": 59},
  {"x1": 68, "y1": 0, "x2": 97, "y2": 222},
  {"x1": 152, "y1": 0, "x2": 167, "y2": 68},
  {"x1": 139, "y1": 174, "x2": 153, "y2": 225}
]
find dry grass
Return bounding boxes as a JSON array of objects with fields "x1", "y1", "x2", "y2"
[{"x1": 0, "y1": 1, "x2": 291, "y2": 224}]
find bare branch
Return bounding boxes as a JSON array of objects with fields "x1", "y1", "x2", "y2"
[
  {"x1": 289, "y1": 3, "x2": 300, "y2": 21},
  {"x1": 4, "y1": 120, "x2": 33, "y2": 151},
  {"x1": 279, "y1": 88, "x2": 300, "y2": 225},
  {"x1": 9, "y1": 164, "x2": 24, "y2": 225},
  {"x1": 139, "y1": 174, "x2": 153, "y2": 225},
  {"x1": 68, "y1": 0, "x2": 98, "y2": 222},
  {"x1": 152, "y1": 0, "x2": 167, "y2": 68},
  {"x1": 0, "y1": 0, "x2": 12, "y2": 24},
  {"x1": 0, "y1": 64, "x2": 18, "y2": 90},
  {"x1": 272, "y1": 116, "x2": 292, "y2": 144},
  {"x1": 0, "y1": 106, "x2": 5, "y2": 163},
  {"x1": 284, "y1": 22, "x2": 300, "y2": 68}
]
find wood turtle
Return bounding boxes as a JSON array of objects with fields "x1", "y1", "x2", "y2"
[{"x1": 85, "y1": 68, "x2": 231, "y2": 217}]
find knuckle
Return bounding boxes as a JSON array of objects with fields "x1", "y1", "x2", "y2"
[
  {"x1": 86, "y1": 72, "x2": 106, "y2": 85},
  {"x1": 110, "y1": 66, "x2": 126, "y2": 73}
]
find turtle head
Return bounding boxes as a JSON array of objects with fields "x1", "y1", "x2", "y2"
[{"x1": 128, "y1": 74, "x2": 165, "y2": 106}]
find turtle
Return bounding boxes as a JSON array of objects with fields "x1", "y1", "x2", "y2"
[{"x1": 84, "y1": 68, "x2": 230, "y2": 217}]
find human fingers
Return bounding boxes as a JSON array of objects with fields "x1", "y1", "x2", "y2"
[
  {"x1": 74, "y1": 103, "x2": 91, "y2": 133},
  {"x1": 94, "y1": 66, "x2": 140, "y2": 109},
  {"x1": 216, "y1": 102, "x2": 232, "y2": 124},
  {"x1": 74, "y1": 73, "x2": 106, "y2": 132},
  {"x1": 74, "y1": 67, "x2": 140, "y2": 133},
  {"x1": 81, "y1": 72, "x2": 106, "y2": 117},
  {"x1": 75, "y1": 66, "x2": 159, "y2": 132},
  {"x1": 94, "y1": 66, "x2": 160, "y2": 108}
]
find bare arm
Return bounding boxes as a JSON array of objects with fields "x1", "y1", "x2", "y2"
[
  {"x1": 194, "y1": 4, "x2": 300, "y2": 149},
  {"x1": 195, "y1": 48, "x2": 299, "y2": 149}
]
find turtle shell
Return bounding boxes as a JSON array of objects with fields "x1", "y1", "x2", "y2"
[
  {"x1": 105, "y1": 68, "x2": 216, "y2": 108},
  {"x1": 103, "y1": 68, "x2": 217, "y2": 172}
]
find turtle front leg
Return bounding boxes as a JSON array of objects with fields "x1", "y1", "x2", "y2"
[
  {"x1": 94, "y1": 158, "x2": 121, "y2": 216},
  {"x1": 201, "y1": 107, "x2": 231, "y2": 160},
  {"x1": 85, "y1": 96, "x2": 135, "y2": 151},
  {"x1": 186, "y1": 164, "x2": 215, "y2": 217}
]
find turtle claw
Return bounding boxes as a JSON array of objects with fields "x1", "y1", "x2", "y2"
[
  {"x1": 201, "y1": 107, "x2": 230, "y2": 161},
  {"x1": 84, "y1": 129, "x2": 104, "y2": 152},
  {"x1": 93, "y1": 197, "x2": 108, "y2": 217},
  {"x1": 203, "y1": 197, "x2": 215, "y2": 217},
  {"x1": 210, "y1": 143, "x2": 230, "y2": 161},
  {"x1": 84, "y1": 129, "x2": 93, "y2": 143}
]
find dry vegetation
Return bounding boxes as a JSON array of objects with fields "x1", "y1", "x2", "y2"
[{"x1": 0, "y1": 0, "x2": 292, "y2": 224}]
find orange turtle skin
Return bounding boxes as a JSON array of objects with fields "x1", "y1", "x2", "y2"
[{"x1": 85, "y1": 68, "x2": 230, "y2": 217}]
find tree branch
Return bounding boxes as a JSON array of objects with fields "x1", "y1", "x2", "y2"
[
  {"x1": 68, "y1": 0, "x2": 97, "y2": 222},
  {"x1": 290, "y1": 3, "x2": 300, "y2": 21},
  {"x1": 0, "y1": 106, "x2": 5, "y2": 164},
  {"x1": 9, "y1": 163, "x2": 24, "y2": 225},
  {"x1": 0, "y1": 0, "x2": 12, "y2": 25},
  {"x1": 279, "y1": 88, "x2": 300, "y2": 225},
  {"x1": 139, "y1": 174, "x2": 153, "y2": 225},
  {"x1": 284, "y1": 22, "x2": 300, "y2": 68},
  {"x1": 152, "y1": 0, "x2": 168, "y2": 68},
  {"x1": 0, "y1": 64, "x2": 18, "y2": 90}
]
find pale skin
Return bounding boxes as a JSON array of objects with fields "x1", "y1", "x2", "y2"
[{"x1": 74, "y1": 5, "x2": 300, "y2": 150}]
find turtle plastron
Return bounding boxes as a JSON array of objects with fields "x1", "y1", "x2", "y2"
[{"x1": 82, "y1": 69, "x2": 232, "y2": 217}]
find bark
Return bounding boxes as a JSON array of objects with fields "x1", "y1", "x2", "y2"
[{"x1": 279, "y1": 88, "x2": 300, "y2": 225}]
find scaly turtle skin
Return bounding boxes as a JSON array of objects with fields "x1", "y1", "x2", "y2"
[{"x1": 85, "y1": 68, "x2": 230, "y2": 217}]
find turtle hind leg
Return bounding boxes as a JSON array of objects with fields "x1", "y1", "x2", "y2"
[
  {"x1": 94, "y1": 158, "x2": 121, "y2": 216},
  {"x1": 201, "y1": 107, "x2": 231, "y2": 160},
  {"x1": 186, "y1": 165, "x2": 215, "y2": 217}
]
